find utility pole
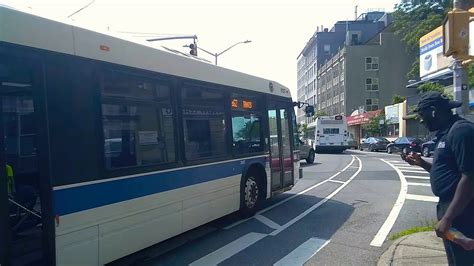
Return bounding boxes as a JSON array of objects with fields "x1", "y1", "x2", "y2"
[{"x1": 447, "y1": 0, "x2": 471, "y2": 115}]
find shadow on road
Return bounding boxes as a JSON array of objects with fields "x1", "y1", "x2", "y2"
[{"x1": 114, "y1": 193, "x2": 354, "y2": 266}]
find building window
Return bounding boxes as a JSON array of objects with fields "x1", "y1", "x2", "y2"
[
  {"x1": 101, "y1": 71, "x2": 176, "y2": 169},
  {"x1": 324, "y1": 44, "x2": 331, "y2": 55},
  {"x1": 182, "y1": 85, "x2": 227, "y2": 160},
  {"x1": 231, "y1": 106, "x2": 263, "y2": 155},
  {"x1": 365, "y1": 57, "x2": 379, "y2": 71},
  {"x1": 366, "y1": 78, "x2": 379, "y2": 91},
  {"x1": 366, "y1": 98, "x2": 379, "y2": 111}
]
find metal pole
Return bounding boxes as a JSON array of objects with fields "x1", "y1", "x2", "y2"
[
  {"x1": 451, "y1": 0, "x2": 469, "y2": 116},
  {"x1": 452, "y1": 59, "x2": 467, "y2": 116},
  {"x1": 215, "y1": 54, "x2": 218, "y2": 65}
]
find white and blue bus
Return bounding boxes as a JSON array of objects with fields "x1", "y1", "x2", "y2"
[{"x1": 0, "y1": 6, "x2": 304, "y2": 265}]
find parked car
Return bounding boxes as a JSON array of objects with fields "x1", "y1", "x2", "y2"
[
  {"x1": 299, "y1": 138, "x2": 315, "y2": 164},
  {"x1": 346, "y1": 133, "x2": 358, "y2": 149},
  {"x1": 359, "y1": 137, "x2": 390, "y2": 152},
  {"x1": 421, "y1": 137, "x2": 437, "y2": 157},
  {"x1": 386, "y1": 137, "x2": 424, "y2": 154}
]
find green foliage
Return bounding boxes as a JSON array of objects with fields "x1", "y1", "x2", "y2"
[
  {"x1": 363, "y1": 113, "x2": 388, "y2": 136},
  {"x1": 297, "y1": 122, "x2": 309, "y2": 136},
  {"x1": 468, "y1": 64, "x2": 474, "y2": 88},
  {"x1": 389, "y1": 226, "x2": 434, "y2": 240},
  {"x1": 393, "y1": 0, "x2": 451, "y2": 78},
  {"x1": 313, "y1": 111, "x2": 328, "y2": 118},
  {"x1": 389, "y1": 220, "x2": 437, "y2": 240},
  {"x1": 392, "y1": 95, "x2": 407, "y2": 105},
  {"x1": 417, "y1": 81, "x2": 445, "y2": 93}
]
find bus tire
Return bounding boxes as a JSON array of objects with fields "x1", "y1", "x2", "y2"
[
  {"x1": 306, "y1": 150, "x2": 315, "y2": 164},
  {"x1": 240, "y1": 173, "x2": 263, "y2": 217}
]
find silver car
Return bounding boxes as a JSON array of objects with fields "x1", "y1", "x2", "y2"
[{"x1": 299, "y1": 138, "x2": 315, "y2": 164}]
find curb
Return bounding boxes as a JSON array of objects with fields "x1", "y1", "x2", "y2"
[{"x1": 377, "y1": 231, "x2": 447, "y2": 266}]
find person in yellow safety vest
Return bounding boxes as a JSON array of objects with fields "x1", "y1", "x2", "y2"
[{"x1": 6, "y1": 164, "x2": 14, "y2": 196}]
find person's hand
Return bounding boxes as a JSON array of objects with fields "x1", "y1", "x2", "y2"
[
  {"x1": 435, "y1": 218, "x2": 452, "y2": 238},
  {"x1": 401, "y1": 152, "x2": 424, "y2": 167},
  {"x1": 453, "y1": 237, "x2": 474, "y2": 250}
]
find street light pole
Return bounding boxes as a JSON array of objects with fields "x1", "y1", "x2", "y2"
[{"x1": 187, "y1": 40, "x2": 251, "y2": 65}]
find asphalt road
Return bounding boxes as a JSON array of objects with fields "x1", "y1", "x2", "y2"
[{"x1": 113, "y1": 150, "x2": 437, "y2": 266}]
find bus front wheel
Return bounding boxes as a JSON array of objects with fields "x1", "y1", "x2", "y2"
[{"x1": 240, "y1": 174, "x2": 263, "y2": 217}]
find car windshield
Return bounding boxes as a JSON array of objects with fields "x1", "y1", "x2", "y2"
[{"x1": 375, "y1": 138, "x2": 388, "y2": 142}]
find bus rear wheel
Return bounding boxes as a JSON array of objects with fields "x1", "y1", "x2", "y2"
[{"x1": 240, "y1": 174, "x2": 262, "y2": 217}]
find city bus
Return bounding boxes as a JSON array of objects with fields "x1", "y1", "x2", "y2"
[
  {"x1": 0, "y1": 6, "x2": 304, "y2": 265},
  {"x1": 307, "y1": 115, "x2": 348, "y2": 153}
]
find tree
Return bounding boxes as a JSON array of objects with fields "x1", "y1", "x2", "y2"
[
  {"x1": 297, "y1": 122, "x2": 309, "y2": 136},
  {"x1": 392, "y1": 95, "x2": 407, "y2": 104},
  {"x1": 363, "y1": 113, "x2": 388, "y2": 137},
  {"x1": 313, "y1": 111, "x2": 328, "y2": 118},
  {"x1": 393, "y1": 0, "x2": 451, "y2": 78},
  {"x1": 417, "y1": 81, "x2": 445, "y2": 93}
]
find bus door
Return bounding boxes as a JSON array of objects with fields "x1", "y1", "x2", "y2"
[
  {"x1": 0, "y1": 55, "x2": 54, "y2": 265},
  {"x1": 268, "y1": 102, "x2": 293, "y2": 191}
]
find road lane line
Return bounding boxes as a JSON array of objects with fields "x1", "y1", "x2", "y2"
[
  {"x1": 394, "y1": 166, "x2": 425, "y2": 170},
  {"x1": 258, "y1": 155, "x2": 356, "y2": 215},
  {"x1": 255, "y1": 215, "x2": 281, "y2": 230},
  {"x1": 189, "y1": 232, "x2": 267, "y2": 266},
  {"x1": 404, "y1": 175, "x2": 430, "y2": 180},
  {"x1": 223, "y1": 217, "x2": 253, "y2": 230},
  {"x1": 406, "y1": 194, "x2": 438, "y2": 202},
  {"x1": 224, "y1": 156, "x2": 358, "y2": 230},
  {"x1": 328, "y1": 179, "x2": 345, "y2": 184},
  {"x1": 407, "y1": 182, "x2": 431, "y2": 187},
  {"x1": 273, "y1": 238, "x2": 330, "y2": 266},
  {"x1": 401, "y1": 170, "x2": 428, "y2": 174},
  {"x1": 371, "y1": 159, "x2": 408, "y2": 247},
  {"x1": 269, "y1": 156, "x2": 362, "y2": 236}
]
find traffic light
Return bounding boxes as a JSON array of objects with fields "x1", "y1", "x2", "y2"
[
  {"x1": 443, "y1": 9, "x2": 470, "y2": 58},
  {"x1": 189, "y1": 43, "x2": 197, "y2": 56}
]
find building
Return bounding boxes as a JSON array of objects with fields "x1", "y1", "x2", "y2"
[
  {"x1": 296, "y1": 11, "x2": 389, "y2": 124},
  {"x1": 316, "y1": 24, "x2": 415, "y2": 117}
]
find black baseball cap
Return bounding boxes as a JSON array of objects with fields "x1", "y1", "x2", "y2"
[{"x1": 403, "y1": 91, "x2": 462, "y2": 120}]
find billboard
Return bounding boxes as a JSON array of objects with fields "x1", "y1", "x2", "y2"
[
  {"x1": 419, "y1": 26, "x2": 451, "y2": 78},
  {"x1": 385, "y1": 103, "x2": 400, "y2": 124}
]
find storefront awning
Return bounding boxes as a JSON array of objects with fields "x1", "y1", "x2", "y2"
[{"x1": 347, "y1": 110, "x2": 382, "y2": 126}]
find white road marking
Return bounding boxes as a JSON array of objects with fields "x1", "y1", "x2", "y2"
[
  {"x1": 189, "y1": 232, "x2": 267, "y2": 266},
  {"x1": 225, "y1": 156, "x2": 357, "y2": 230},
  {"x1": 269, "y1": 157, "x2": 363, "y2": 236},
  {"x1": 258, "y1": 156, "x2": 356, "y2": 214},
  {"x1": 394, "y1": 166, "x2": 425, "y2": 170},
  {"x1": 273, "y1": 238, "x2": 330, "y2": 266},
  {"x1": 223, "y1": 217, "x2": 252, "y2": 230},
  {"x1": 401, "y1": 170, "x2": 428, "y2": 174},
  {"x1": 255, "y1": 215, "x2": 281, "y2": 230},
  {"x1": 407, "y1": 182, "x2": 431, "y2": 187},
  {"x1": 404, "y1": 175, "x2": 430, "y2": 180},
  {"x1": 406, "y1": 194, "x2": 439, "y2": 202},
  {"x1": 328, "y1": 179, "x2": 345, "y2": 184},
  {"x1": 370, "y1": 159, "x2": 408, "y2": 247}
]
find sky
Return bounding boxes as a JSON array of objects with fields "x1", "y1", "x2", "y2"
[{"x1": 4, "y1": 0, "x2": 400, "y2": 99}]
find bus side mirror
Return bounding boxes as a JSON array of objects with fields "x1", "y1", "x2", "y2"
[{"x1": 305, "y1": 105, "x2": 315, "y2": 117}]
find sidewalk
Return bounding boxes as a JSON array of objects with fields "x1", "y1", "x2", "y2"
[{"x1": 378, "y1": 231, "x2": 448, "y2": 265}]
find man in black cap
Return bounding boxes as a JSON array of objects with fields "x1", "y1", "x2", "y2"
[{"x1": 401, "y1": 91, "x2": 474, "y2": 265}]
